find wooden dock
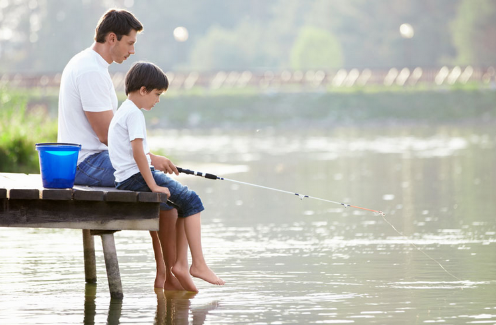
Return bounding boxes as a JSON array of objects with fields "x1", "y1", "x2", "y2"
[{"x1": 0, "y1": 172, "x2": 167, "y2": 299}]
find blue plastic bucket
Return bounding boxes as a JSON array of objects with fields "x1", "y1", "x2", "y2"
[{"x1": 35, "y1": 143, "x2": 81, "y2": 189}]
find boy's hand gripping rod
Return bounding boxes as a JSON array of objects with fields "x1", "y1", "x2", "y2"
[{"x1": 176, "y1": 167, "x2": 384, "y2": 216}]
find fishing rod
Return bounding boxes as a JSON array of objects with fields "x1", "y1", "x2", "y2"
[
  {"x1": 177, "y1": 167, "x2": 468, "y2": 282},
  {"x1": 176, "y1": 167, "x2": 385, "y2": 216}
]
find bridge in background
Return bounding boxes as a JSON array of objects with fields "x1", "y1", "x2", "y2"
[{"x1": 1, "y1": 66, "x2": 495, "y2": 92}]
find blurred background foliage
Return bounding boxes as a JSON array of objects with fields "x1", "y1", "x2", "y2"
[
  {"x1": 0, "y1": 0, "x2": 495, "y2": 173},
  {"x1": 0, "y1": 0, "x2": 495, "y2": 74},
  {"x1": 0, "y1": 89, "x2": 57, "y2": 173}
]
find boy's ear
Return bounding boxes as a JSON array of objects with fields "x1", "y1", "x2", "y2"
[{"x1": 139, "y1": 86, "x2": 148, "y2": 95}]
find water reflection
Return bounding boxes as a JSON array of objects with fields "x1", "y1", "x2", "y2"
[
  {"x1": 154, "y1": 289, "x2": 218, "y2": 325},
  {"x1": 83, "y1": 284, "x2": 122, "y2": 325}
]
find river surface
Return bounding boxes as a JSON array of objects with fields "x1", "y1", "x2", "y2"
[{"x1": 1, "y1": 125, "x2": 496, "y2": 324}]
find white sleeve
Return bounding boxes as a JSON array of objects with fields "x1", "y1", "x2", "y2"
[
  {"x1": 78, "y1": 70, "x2": 113, "y2": 112},
  {"x1": 126, "y1": 110, "x2": 147, "y2": 142}
]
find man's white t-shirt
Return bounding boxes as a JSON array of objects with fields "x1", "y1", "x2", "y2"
[
  {"x1": 108, "y1": 99, "x2": 152, "y2": 183},
  {"x1": 58, "y1": 48, "x2": 118, "y2": 164}
]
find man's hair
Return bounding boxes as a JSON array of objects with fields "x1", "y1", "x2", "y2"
[
  {"x1": 125, "y1": 62, "x2": 169, "y2": 95},
  {"x1": 94, "y1": 9, "x2": 143, "y2": 43}
]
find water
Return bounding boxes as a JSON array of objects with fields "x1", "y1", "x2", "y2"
[{"x1": 1, "y1": 125, "x2": 496, "y2": 324}]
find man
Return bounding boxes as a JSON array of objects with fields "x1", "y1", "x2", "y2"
[{"x1": 58, "y1": 8, "x2": 184, "y2": 291}]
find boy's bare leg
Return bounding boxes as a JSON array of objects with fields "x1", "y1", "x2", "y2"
[
  {"x1": 175, "y1": 213, "x2": 224, "y2": 287},
  {"x1": 150, "y1": 231, "x2": 166, "y2": 288},
  {"x1": 171, "y1": 217, "x2": 198, "y2": 292},
  {"x1": 157, "y1": 209, "x2": 184, "y2": 291}
]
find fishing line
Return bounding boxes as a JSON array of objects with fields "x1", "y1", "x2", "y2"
[
  {"x1": 177, "y1": 167, "x2": 463, "y2": 282},
  {"x1": 379, "y1": 214, "x2": 463, "y2": 282},
  {"x1": 176, "y1": 167, "x2": 384, "y2": 215}
]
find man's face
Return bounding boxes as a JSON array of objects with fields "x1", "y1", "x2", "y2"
[{"x1": 110, "y1": 29, "x2": 137, "y2": 64}]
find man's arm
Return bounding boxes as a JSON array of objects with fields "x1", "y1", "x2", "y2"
[
  {"x1": 149, "y1": 153, "x2": 179, "y2": 175},
  {"x1": 85, "y1": 110, "x2": 114, "y2": 145}
]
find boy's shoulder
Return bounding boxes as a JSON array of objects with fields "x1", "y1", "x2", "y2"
[{"x1": 115, "y1": 100, "x2": 142, "y2": 119}]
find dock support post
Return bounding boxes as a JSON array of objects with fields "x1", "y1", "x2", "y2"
[
  {"x1": 100, "y1": 232, "x2": 123, "y2": 299},
  {"x1": 82, "y1": 229, "x2": 97, "y2": 283}
]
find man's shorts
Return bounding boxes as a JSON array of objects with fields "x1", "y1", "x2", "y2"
[{"x1": 75, "y1": 151, "x2": 115, "y2": 187}]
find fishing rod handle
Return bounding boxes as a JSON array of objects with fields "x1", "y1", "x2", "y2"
[{"x1": 177, "y1": 167, "x2": 219, "y2": 180}]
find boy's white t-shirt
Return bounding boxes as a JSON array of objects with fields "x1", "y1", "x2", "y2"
[
  {"x1": 108, "y1": 99, "x2": 152, "y2": 183},
  {"x1": 57, "y1": 48, "x2": 118, "y2": 164}
]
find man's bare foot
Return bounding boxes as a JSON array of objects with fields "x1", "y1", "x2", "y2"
[
  {"x1": 172, "y1": 264, "x2": 198, "y2": 292},
  {"x1": 164, "y1": 272, "x2": 185, "y2": 291},
  {"x1": 154, "y1": 287, "x2": 165, "y2": 297},
  {"x1": 154, "y1": 272, "x2": 166, "y2": 289},
  {"x1": 190, "y1": 264, "x2": 225, "y2": 286}
]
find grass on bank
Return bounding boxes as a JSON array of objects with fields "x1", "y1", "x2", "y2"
[{"x1": 0, "y1": 89, "x2": 57, "y2": 173}]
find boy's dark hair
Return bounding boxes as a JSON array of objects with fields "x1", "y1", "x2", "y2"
[
  {"x1": 94, "y1": 9, "x2": 143, "y2": 43},
  {"x1": 125, "y1": 62, "x2": 169, "y2": 95}
]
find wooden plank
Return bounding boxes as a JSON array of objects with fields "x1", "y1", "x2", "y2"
[
  {"x1": 0, "y1": 173, "x2": 42, "y2": 189},
  {"x1": 0, "y1": 198, "x2": 6, "y2": 214},
  {"x1": 138, "y1": 192, "x2": 168, "y2": 203},
  {"x1": 75, "y1": 186, "x2": 124, "y2": 193},
  {"x1": 41, "y1": 189, "x2": 73, "y2": 200},
  {"x1": 0, "y1": 200, "x2": 160, "y2": 229},
  {"x1": 9, "y1": 189, "x2": 39, "y2": 200},
  {"x1": 90, "y1": 229, "x2": 120, "y2": 236},
  {"x1": 105, "y1": 191, "x2": 137, "y2": 202},
  {"x1": 0, "y1": 219, "x2": 159, "y2": 231},
  {"x1": 0, "y1": 189, "x2": 6, "y2": 199},
  {"x1": 74, "y1": 189, "x2": 104, "y2": 201}
]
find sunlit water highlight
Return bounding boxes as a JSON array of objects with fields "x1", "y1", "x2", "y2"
[{"x1": 1, "y1": 126, "x2": 496, "y2": 324}]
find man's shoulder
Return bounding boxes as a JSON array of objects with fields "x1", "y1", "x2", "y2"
[{"x1": 65, "y1": 48, "x2": 106, "y2": 76}]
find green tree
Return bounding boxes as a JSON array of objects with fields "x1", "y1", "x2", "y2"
[
  {"x1": 189, "y1": 20, "x2": 270, "y2": 70},
  {"x1": 451, "y1": 0, "x2": 496, "y2": 66},
  {"x1": 290, "y1": 26, "x2": 343, "y2": 70},
  {"x1": 306, "y1": 0, "x2": 458, "y2": 68}
]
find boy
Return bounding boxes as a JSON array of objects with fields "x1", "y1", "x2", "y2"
[{"x1": 108, "y1": 62, "x2": 224, "y2": 292}]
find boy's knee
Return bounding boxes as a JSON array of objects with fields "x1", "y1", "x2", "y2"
[{"x1": 177, "y1": 189, "x2": 204, "y2": 218}]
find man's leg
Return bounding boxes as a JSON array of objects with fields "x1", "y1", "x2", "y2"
[
  {"x1": 150, "y1": 231, "x2": 166, "y2": 288},
  {"x1": 75, "y1": 151, "x2": 115, "y2": 187},
  {"x1": 157, "y1": 209, "x2": 184, "y2": 291}
]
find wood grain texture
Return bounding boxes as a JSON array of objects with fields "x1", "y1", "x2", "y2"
[
  {"x1": 41, "y1": 189, "x2": 73, "y2": 200},
  {"x1": 9, "y1": 189, "x2": 39, "y2": 200},
  {"x1": 0, "y1": 200, "x2": 160, "y2": 229}
]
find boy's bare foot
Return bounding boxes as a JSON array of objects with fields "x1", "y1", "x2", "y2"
[
  {"x1": 190, "y1": 264, "x2": 225, "y2": 286},
  {"x1": 172, "y1": 264, "x2": 198, "y2": 292}
]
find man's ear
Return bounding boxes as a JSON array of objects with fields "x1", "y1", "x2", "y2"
[
  {"x1": 106, "y1": 32, "x2": 117, "y2": 44},
  {"x1": 139, "y1": 86, "x2": 148, "y2": 95}
]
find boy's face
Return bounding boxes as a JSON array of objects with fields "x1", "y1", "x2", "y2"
[{"x1": 141, "y1": 88, "x2": 164, "y2": 111}]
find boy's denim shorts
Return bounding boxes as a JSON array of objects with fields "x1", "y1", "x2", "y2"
[
  {"x1": 115, "y1": 168, "x2": 204, "y2": 218},
  {"x1": 75, "y1": 151, "x2": 115, "y2": 187}
]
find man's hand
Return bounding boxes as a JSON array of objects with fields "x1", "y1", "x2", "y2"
[{"x1": 150, "y1": 153, "x2": 179, "y2": 175}]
